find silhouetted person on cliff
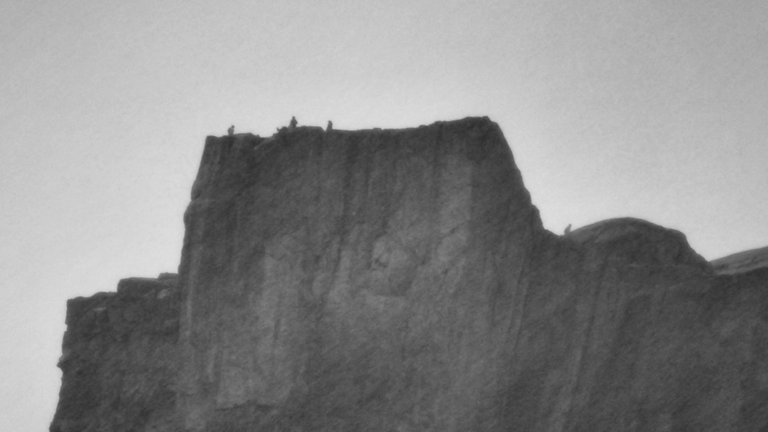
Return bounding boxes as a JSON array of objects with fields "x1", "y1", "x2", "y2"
[
  {"x1": 326, "y1": 120, "x2": 333, "y2": 131},
  {"x1": 289, "y1": 116, "x2": 297, "y2": 129},
  {"x1": 228, "y1": 125, "x2": 234, "y2": 136},
  {"x1": 564, "y1": 224, "x2": 572, "y2": 235}
]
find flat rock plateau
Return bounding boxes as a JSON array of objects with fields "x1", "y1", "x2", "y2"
[{"x1": 51, "y1": 117, "x2": 768, "y2": 432}]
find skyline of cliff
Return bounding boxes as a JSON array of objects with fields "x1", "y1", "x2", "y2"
[
  {"x1": 51, "y1": 118, "x2": 768, "y2": 431},
  {"x1": 4, "y1": 2, "x2": 768, "y2": 430}
]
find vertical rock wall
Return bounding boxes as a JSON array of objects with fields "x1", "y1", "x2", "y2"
[
  {"x1": 177, "y1": 118, "x2": 543, "y2": 431},
  {"x1": 50, "y1": 274, "x2": 179, "y2": 432},
  {"x1": 50, "y1": 118, "x2": 768, "y2": 432}
]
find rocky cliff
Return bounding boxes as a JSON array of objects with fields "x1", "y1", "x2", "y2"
[
  {"x1": 51, "y1": 274, "x2": 179, "y2": 432},
  {"x1": 52, "y1": 117, "x2": 768, "y2": 431}
]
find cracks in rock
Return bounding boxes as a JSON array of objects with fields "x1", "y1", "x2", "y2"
[
  {"x1": 506, "y1": 231, "x2": 538, "y2": 356},
  {"x1": 562, "y1": 254, "x2": 612, "y2": 431}
]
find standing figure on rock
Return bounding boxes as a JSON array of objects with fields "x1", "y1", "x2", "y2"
[
  {"x1": 326, "y1": 120, "x2": 333, "y2": 131},
  {"x1": 228, "y1": 125, "x2": 234, "y2": 136},
  {"x1": 289, "y1": 116, "x2": 297, "y2": 129}
]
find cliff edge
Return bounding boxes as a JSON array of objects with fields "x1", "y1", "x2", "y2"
[
  {"x1": 712, "y1": 246, "x2": 768, "y2": 275},
  {"x1": 51, "y1": 117, "x2": 768, "y2": 432}
]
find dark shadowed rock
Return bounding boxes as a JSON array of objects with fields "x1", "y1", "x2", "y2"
[
  {"x1": 51, "y1": 118, "x2": 768, "y2": 432},
  {"x1": 50, "y1": 274, "x2": 179, "y2": 432},
  {"x1": 178, "y1": 117, "x2": 543, "y2": 431},
  {"x1": 568, "y1": 217, "x2": 710, "y2": 270},
  {"x1": 711, "y1": 245, "x2": 768, "y2": 275}
]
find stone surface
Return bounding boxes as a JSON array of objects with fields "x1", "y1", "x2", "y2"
[
  {"x1": 711, "y1": 245, "x2": 768, "y2": 275},
  {"x1": 50, "y1": 274, "x2": 179, "y2": 432},
  {"x1": 177, "y1": 118, "x2": 542, "y2": 431},
  {"x1": 567, "y1": 217, "x2": 711, "y2": 269},
  {"x1": 52, "y1": 118, "x2": 768, "y2": 431}
]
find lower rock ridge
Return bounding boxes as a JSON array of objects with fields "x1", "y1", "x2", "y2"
[{"x1": 51, "y1": 117, "x2": 768, "y2": 432}]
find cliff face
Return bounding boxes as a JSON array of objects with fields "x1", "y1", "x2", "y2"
[
  {"x1": 178, "y1": 118, "x2": 542, "y2": 431},
  {"x1": 50, "y1": 274, "x2": 179, "y2": 432},
  {"x1": 712, "y1": 246, "x2": 768, "y2": 275},
  {"x1": 52, "y1": 117, "x2": 768, "y2": 432}
]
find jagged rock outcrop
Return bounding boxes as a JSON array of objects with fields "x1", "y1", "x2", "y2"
[
  {"x1": 52, "y1": 118, "x2": 768, "y2": 431},
  {"x1": 50, "y1": 274, "x2": 179, "y2": 432}
]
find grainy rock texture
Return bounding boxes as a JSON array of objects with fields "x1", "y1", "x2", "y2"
[
  {"x1": 52, "y1": 118, "x2": 768, "y2": 432},
  {"x1": 712, "y1": 246, "x2": 768, "y2": 275},
  {"x1": 178, "y1": 118, "x2": 542, "y2": 431},
  {"x1": 50, "y1": 274, "x2": 179, "y2": 432}
]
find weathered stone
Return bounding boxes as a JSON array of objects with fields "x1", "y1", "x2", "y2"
[
  {"x1": 50, "y1": 274, "x2": 179, "y2": 432},
  {"x1": 51, "y1": 118, "x2": 768, "y2": 431},
  {"x1": 711, "y1": 245, "x2": 768, "y2": 275},
  {"x1": 567, "y1": 217, "x2": 711, "y2": 269},
  {"x1": 177, "y1": 118, "x2": 541, "y2": 431}
]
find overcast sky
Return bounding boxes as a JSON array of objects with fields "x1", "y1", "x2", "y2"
[{"x1": 2, "y1": 1, "x2": 767, "y2": 430}]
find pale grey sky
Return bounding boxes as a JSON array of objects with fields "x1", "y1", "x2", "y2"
[{"x1": 2, "y1": 1, "x2": 767, "y2": 430}]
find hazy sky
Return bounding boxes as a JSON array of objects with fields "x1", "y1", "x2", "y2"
[{"x1": 2, "y1": 1, "x2": 767, "y2": 430}]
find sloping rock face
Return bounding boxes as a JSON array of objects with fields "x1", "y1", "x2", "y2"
[
  {"x1": 175, "y1": 117, "x2": 768, "y2": 431},
  {"x1": 50, "y1": 274, "x2": 179, "y2": 432},
  {"x1": 712, "y1": 246, "x2": 768, "y2": 275},
  {"x1": 52, "y1": 117, "x2": 768, "y2": 431}
]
